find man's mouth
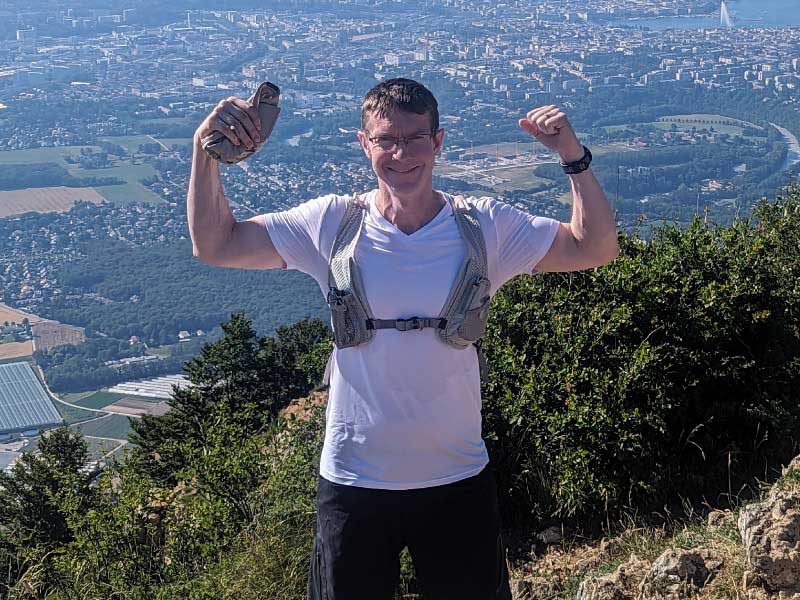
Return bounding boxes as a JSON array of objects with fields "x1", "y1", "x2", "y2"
[{"x1": 387, "y1": 165, "x2": 420, "y2": 174}]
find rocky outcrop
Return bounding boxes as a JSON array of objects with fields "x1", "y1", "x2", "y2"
[
  {"x1": 506, "y1": 456, "x2": 800, "y2": 600},
  {"x1": 738, "y1": 476, "x2": 800, "y2": 596},
  {"x1": 640, "y1": 548, "x2": 722, "y2": 597},
  {"x1": 575, "y1": 554, "x2": 650, "y2": 600}
]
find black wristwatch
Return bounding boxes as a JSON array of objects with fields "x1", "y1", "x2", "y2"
[{"x1": 560, "y1": 146, "x2": 592, "y2": 175}]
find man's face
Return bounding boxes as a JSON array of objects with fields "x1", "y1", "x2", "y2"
[{"x1": 357, "y1": 109, "x2": 444, "y2": 196}]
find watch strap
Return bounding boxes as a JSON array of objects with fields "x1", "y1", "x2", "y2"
[{"x1": 560, "y1": 145, "x2": 592, "y2": 175}]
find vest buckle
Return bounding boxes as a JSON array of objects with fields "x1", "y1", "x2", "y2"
[{"x1": 396, "y1": 317, "x2": 422, "y2": 331}]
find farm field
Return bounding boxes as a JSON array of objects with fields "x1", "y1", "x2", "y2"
[
  {"x1": 0, "y1": 186, "x2": 106, "y2": 217},
  {"x1": 0, "y1": 146, "x2": 99, "y2": 164},
  {"x1": 0, "y1": 305, "x2": 86, "y2": 355},
  {"x1": 73, "y1": 391, "x2": 126, "y2": 410},
  {"x1": 106, "y1": 396, "x2": 170, "y2": 417},
  {"x1": 59, "y1": 391, "x2": 94, "y2": 403},
  {"x1": 70, "y1": 413, "x2": 134, "y2": 440},
  {"x1": 0, "y1": 341, "x2": 33, "y2": 360},
  {"x1": 0, "y1": 304, "x2": 42, "y2": 325},
  {"x1": 99, "y1": 135, "x2": 191, "y2": 153},
  {"x1": 66, "y1": 160, "x2": 163, "y2": 205},
  {"x1": 55, "y1": 400, "x2": 98, "y2": 425},
  {"x1": 0, "y1": 135, "x2": 189, "y2": 207},
  {"x1": 32, "y1": 320, "x2": 86, "y2": 352}
]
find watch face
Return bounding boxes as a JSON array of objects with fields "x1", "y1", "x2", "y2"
[{"x1": 561, "y1": 147, "x2": 591, "y2": 174}]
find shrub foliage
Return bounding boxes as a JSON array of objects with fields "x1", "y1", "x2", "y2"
[{"x1": 483, "y1": 188, "x2": 800, "y2": 524}]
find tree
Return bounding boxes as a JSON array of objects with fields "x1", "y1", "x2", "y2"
[
  {"x1": 129, "y1": 313, "x2": 331, "y2": 485},
  {"x1": 0, "y1": 427, "x2": 94, "y2": 593}
]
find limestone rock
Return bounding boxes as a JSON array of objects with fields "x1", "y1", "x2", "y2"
[
  {"x1": 640, "y1": 548, "x2": 719, "y2": 595},
  {"x1": 576, "y1": 554, "x2": 650, "y2": 600},
  {"x1": 783, "y1": 456, "x2": 800, "y2": 477},
  {"x1": 739, "y1": 490, "x2": 800, "y2": 594},
  {"x1": 707, "y1": 509, "x2": 733, "y2": 529}
]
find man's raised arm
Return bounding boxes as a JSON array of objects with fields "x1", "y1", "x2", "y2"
[
  {"x1": 519, "y1": 105, "x2": 619, "y2": 273},
  {"x1": 187, "y1": 96, "x2": 286, "y2": 270}
]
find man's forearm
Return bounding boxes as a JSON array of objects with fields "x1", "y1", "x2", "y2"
[
  {"x1": 187, "y1": 138, "x2": 236, "y2": 260},
  {"x1": 567, "y1": 167, "x2": 619, "y2": 261}
]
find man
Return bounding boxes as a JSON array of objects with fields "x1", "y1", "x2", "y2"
[{"x1": 188, "y1": 78, "x2": 618, "y2": 600}]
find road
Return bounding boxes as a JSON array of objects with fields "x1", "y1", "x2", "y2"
[{"x1": 769, "y1": 122, "x2": 800, "y2": 171}]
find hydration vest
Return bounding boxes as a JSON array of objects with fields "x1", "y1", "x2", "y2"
[{"x1": 322, "y1": 192, "x2": 491, "y2": 386}]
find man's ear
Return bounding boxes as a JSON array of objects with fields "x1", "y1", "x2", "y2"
[
  {"x1": 356, "y1": 130, "x2": 372, "y2": 159},
  {"x1": 433, "y1": 128, "x2": 445, "y2": 156}
]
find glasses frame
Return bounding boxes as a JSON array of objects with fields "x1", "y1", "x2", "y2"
[{"x1": 363, "y1": 129, "x2": 442, "y2": 152}]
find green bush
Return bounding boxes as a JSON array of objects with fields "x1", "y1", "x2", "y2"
[{"x1": 482, "y1": 186, "x2": 800, "y2": 525}]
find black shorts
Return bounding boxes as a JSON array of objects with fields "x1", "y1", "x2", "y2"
[{"x1": 307, "y1": 465, "x2": 512, "y2": 600}]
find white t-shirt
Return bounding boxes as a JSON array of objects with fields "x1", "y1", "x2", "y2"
[{"x1": 264, "y1": 190, "x2": 559, "y2": 490}]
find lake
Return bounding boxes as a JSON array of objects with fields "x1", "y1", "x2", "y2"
[{"x1": 617, "y1": 0, "x2": 800, "y2": 30}]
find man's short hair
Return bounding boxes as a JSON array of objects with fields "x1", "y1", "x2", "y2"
[{"x1": 361, "y1": 78, "x2": 439, "y2": 133}]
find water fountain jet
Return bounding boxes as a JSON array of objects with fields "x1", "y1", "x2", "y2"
[{"x1": 720, "y1": 1, "x2": 734, "y2": 27}]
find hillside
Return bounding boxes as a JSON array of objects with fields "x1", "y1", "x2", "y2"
[
  {"x1": 507, "y1": 456, "x2": 800, "y2": 599},
  {"x1": 0, "y1": 186, "x2": 797, "y2": 598}
]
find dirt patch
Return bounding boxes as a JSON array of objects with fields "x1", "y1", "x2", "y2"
[
  {"x1": 0, "y1": 186, "x2": 105, "y2": 217},
  {"x1": 0, "y1": 341, "x2": 33, "y2": 359},
  {"x1": 106, "y1": 398, "x2": 170, "y2": 417},
  {"x1": 32, "y1": 321, "x2": 85, "y2": 352},
  {"x1": 0, "y1": 304, "x2": 42, "y2": 326},
  {"x1": 104, "y1": 404, "x2": 148, "y2": 417}
]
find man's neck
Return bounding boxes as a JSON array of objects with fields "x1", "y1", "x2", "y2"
[{"x1": 374, "y1": 185, "x2": 445, "y2": 235}]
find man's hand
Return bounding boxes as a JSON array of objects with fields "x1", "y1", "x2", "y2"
[
  {"x1": 194, "y1": 96, "x2": 261, "y2": 150},
  {"x1": 518, "y1": 105, "x2": 584, "y2": 163}
]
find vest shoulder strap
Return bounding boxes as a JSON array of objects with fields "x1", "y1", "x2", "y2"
[{"x1": 328, "y1": 193, "x2": 368, "y2": 295}]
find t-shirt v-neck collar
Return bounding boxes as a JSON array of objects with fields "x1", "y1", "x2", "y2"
[{"x1": 367, "y1": 190, "x2": 452, "y2": 239}]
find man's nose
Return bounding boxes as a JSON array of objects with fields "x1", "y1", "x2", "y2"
[{"x1": 391, "y1": 141, "x2": 408, "y2": 158}]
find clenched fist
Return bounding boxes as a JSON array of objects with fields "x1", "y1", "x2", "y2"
[
  {"x1": 195, "y1": 96, "x2": 262, "y2": 150},
  {"x1": 519, "y1": 105, "x2": 584, "y2": 162}
]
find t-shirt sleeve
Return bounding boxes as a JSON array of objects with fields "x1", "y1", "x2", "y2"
[
  {"x1": 262, "y1": 194, "x2": 336, "y2": 283},
  {"x1": 478, "y1": 198, "x2": 560, "y2": 290}
]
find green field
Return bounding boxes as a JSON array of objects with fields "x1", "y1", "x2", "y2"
[
  {"x1": 657, "y1": 113, "x2": 756, "y2": 127},
  {"x1": 59, "y1": 391, "x2": 94, "y2": 403},
  {"x1": 55, "y1": 401, "x2": 99, "y2": 425},
  {"x1": 70, "y1": 414, "x2": 134, "y2": 440},
  {"x1": 0, "y1": 146, "x2": 98, "y2": 165},
  {"x1": 66, "y1": 159, "x2": 163, "y2": 205},
  {"x1": 74, "y1": 391, "x2": 126, "y2": 409},
  {"x1": 99, "y1": 135, "x2": 191, "y2": 154},
  {"x1": 0, "y1": 135, "x2": 193, "y2": 206},
  {"x1": 653, "y1": 120, "x2": 746, "y2": 137}
]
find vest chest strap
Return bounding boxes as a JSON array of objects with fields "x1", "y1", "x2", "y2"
[{"x1": 368, "y1": 317, "x2": 446, "y2": 332}]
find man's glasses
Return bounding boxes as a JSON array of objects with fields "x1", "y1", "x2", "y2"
[{"x1": 365, "y1": 130, "x2": 440, "y2": 152}]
